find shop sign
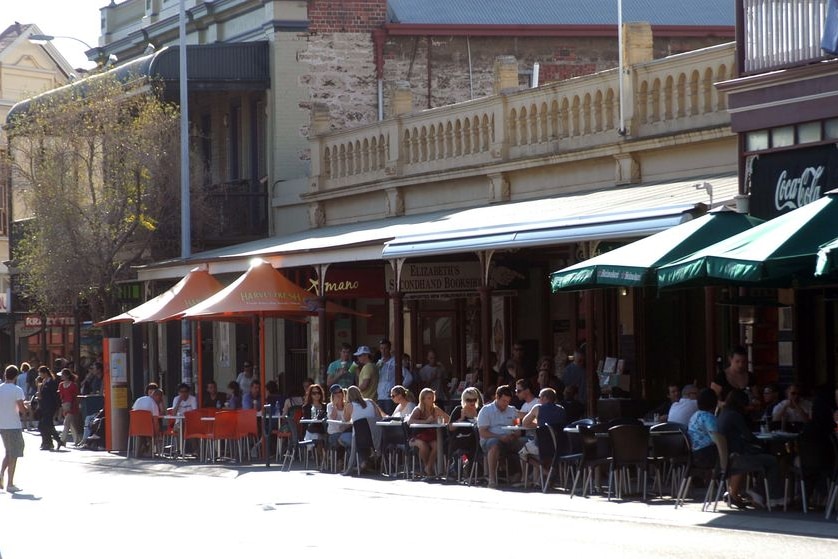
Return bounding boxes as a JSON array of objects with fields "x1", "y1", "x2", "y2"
[
  {"x1": 303, "y1": 267, "x2": 385, "y2": 299},
  {"x1": 24, "y1": 315, "x2": 75, "y2": 328},
  {"x1": 386, "y1": 262, "x2": 526, "y2": 294},
  {"x1": 749, "y1": 144, "x2": 838, "y2": 220}
]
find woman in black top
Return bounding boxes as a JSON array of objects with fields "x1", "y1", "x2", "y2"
[
  {"x1": 36, "y1": 366, "x2": 61, "y2": 450},
  {"x1": 717, "y1": 390, "x2": 783, "y2": 509}
]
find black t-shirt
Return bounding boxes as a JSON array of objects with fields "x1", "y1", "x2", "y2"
[{"x1": 713, "y1": 370, "x2": 756, "y2": 402}]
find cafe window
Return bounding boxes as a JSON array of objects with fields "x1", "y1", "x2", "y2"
[
  {"x1": 770, "y1": 126, "x2": 795, "y2": 148},
  {"x1": 797, "y1": 122, "x2": 822, "y2": 144},
  {"x1": 825, "y1": 118, "x2": 838, "y2": 140},
  {"x1": 746, "y1": 130, "x2": 769, "y2": 152}
]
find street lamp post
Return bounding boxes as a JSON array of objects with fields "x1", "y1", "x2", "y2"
[
  {"x1": 28, "y1": 33, "x2": 108, "y2": 66},
  {"x1": 179, "y1": 0, "x2": 193, "y2": 386}
]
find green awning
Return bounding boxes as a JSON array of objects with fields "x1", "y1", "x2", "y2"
[
  {"x1": 657, "y1": 192, "x2": 838, "y2": 288},
  {"x1": 550, "y1": 211, "x2": 763, "y2": 291},
  {"x1": 815, "y1": 236, "x2": 838, "y2": 276}
]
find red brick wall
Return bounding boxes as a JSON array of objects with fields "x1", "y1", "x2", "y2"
[{"x1": 308, "y1": 0, "x2": 387, "y2": 33}]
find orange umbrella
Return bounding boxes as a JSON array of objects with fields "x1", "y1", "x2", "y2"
[
  {"x1": 176, "y1": 259, "x2": 364, "y2": 464},
  {"x1": 96, "y1": 268, "x2": 224, "y2": 407},
  {"x1": 96, "y1": 268, "x2": 223, "y2": 326}
]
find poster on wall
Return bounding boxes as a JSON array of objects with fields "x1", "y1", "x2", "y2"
[
  {"x1": 218, "y1": 322, "x2": 230, "y2": 368},
  {"x1": 491, "y1": 296, "x2": 505, "y2": 367}
]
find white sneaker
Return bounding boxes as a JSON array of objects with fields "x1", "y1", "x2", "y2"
[{"x1": 746, "y1": 489, "x2": 765, "y2": 508}]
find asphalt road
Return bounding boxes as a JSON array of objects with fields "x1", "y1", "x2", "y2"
[{"x1": 2, "y1": 431, "x2": 836, "y2": 557}]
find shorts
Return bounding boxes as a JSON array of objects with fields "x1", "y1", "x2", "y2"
[
  {"x1": 480, "y1": 436, "x2": 524, "y2": 454},
  {"x1": 1, "y1": 429, "x2": 25, "y2": 458}
]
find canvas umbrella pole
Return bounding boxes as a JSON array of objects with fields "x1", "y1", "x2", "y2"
[
  {"x1": 260, "y1": 314, "x2": 268, "y2": 464},
  {"x1": 196, "y1": 321, "x2": 203, "y2": 407}
]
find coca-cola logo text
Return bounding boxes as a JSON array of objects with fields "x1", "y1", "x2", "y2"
[{"x1": 775, "y1": 166, "x2": 824, "y2": 212}]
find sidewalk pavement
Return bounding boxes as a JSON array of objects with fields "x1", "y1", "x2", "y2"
[{"x1": 8, "y1": 429, "x2": 838, "y2": 540}]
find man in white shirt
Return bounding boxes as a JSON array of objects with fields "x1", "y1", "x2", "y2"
[
  {"x1": 171, "y1": 383, "x2": 198, "y2": 415},
  {"x1": 477, "y1": 385, "x2": 523, "y2": 488},
  {"x1": 1, "y1": 365, "x2": 28, "y2": 492},
  {"x1": 376, "y1": 338, "x2": 407, "y2": 415},
  {"x1": 236, "y1": 362, "x2": 255, "y2": 395},
  {"x1": 667, "y1": 384, "x2": 699, "y2": 425},
  {"x1": 132, "y1": 389, "x2": 163, "y2": 418},
  {"x1": 515, "y1": 379, "x2": 539, "y2": 417}
]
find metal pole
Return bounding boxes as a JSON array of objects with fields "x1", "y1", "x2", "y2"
[
  {"x1": 617, "y1": 0, "x2": 626, "y2": 136},
  {"x1": 179, "y1": 0, "x2": 193, "y2": 384},
  {"x1": 179, "y1": 0, "x2": 190, "y2": 259}
]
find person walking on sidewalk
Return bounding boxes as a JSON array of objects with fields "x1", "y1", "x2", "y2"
[
  {"x1": 37, "y1": 366, "x2": 61, "y2": 450},
  {"x1": 1, "y1": 365, "x2": 28, "y2": 492},
  {"x1": 58, "y1": 369, "x2": 82, "y2": 447}
]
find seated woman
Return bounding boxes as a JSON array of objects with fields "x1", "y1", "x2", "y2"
[
  {"x1": 718, "y1": 389, "x2": 784, "y2": 509},
  {"x1": 339, "y1": 385, "x2": 383, "y2": 449},
  {"x1": 302, "y1": 383, "x2": 327, "y2": 465},
  {"x1": 326, "y1": 385, "x2": 349, "y2": 451},
  {"x1": 389, "y1": 385, "x2": 416, "y2": 418},
  {"x1": 448, "y1": 387, "x2": 483, "y2": 464},
  {"x1": 407, "y1": 388, "x2": 450, "y2": 477},
  {"x1": 687, "y1": 388, "x2": 719, "y2": 470},
  {"x1": 225, "y1": 381, "x2": 242, "y2": 410}
]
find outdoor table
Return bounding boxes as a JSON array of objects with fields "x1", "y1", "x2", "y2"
[
  {"x1": 161, "y1": 415, "x2": 185, "y2": 458},
  {"x1": 755, "y1": 431, "x2": 799, "y2": 441},
  {"x1": 408, "y1": 422, "x2": 448, "y2": 476},
  {"x1": 300, "y1": 418, "x2": 325, "y2": 425},
  {"x1": 502, "y1": 425, "x2": 535, "y2": 431},
  {"x1": 326, "y1": 419, "x2": 351, "y2": 426},
  {"x1": 450, "y1": 421, "x2": 477, "y2": 429}
]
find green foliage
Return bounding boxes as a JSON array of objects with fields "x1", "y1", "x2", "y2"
[{"x1": 6, "y1": 74, "x2": 183, "y2": 321}]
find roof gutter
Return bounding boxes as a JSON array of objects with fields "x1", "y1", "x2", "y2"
[{"x1": 383, "y1": 23, "x2": 734, "y2": 38}]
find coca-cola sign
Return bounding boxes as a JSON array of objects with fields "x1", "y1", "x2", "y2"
[
  {"x1": 749, "y1": 144, "x2": 838, "y2": 220},
  {"x1": 774, "y1": 166, "x2": 823, "y2": 212}
]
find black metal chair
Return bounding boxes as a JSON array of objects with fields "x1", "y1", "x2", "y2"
[
  {"x1": 522, "y1": 424, "x2": 570, "y2": 493},
  {"x1": 380, "y1": 421, "x2": 417, "y2": 479},
  {"x1": 279, "y1": 413, "x2": 316, "y2": 471},
  {"x1": 570, "y1": 423, "x2": 610, "y2": 498},
  {"x1": 649, "y1": 425, "x2": 691, "y2": 497},
  {"x1": 351, "y1": 418, "x2": 377, "y2": 476},
  {"x1": 607, "y1": 424, "x2": 650, "y2": 501},
  {"x1": 448, "y1": 424, "x2": 480, "y2": 483}
]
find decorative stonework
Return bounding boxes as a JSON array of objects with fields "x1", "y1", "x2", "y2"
[
  {"x1": 487, "y1": 173, "x2": 511, "y2": 203},
  {"x1": 614, "y1": 153, "x2": 641, "y2": 185},
  {"x1": 309, "y1": 201, "x2": 326, "y2": 228},
  {"x1": 385, "y1": 187, "x2": 404, "y2": 217}
]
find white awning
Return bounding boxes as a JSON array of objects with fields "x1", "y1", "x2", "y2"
[{"x1": 138, "y1": 173, "x2": 738, "y2": 281}]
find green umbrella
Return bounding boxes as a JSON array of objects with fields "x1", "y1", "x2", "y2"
[
  {"x1": 550, "y1": 211, "x2": 762, "y2": 292},
  {"x1": 657, "y1": 192, "x2": 838, "y2": 288},
  {"x1": 815, "y1": 236, "x2": 838, "y2": 276}
]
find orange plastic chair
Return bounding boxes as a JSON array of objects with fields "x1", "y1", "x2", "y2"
[
  {"x1": 183, "y1": 409, "x2": 213, "y2": 460},
  {"x1": 127, "y1": 409, "x2": 156, "y2": 458},
  {"x1": 212, "y1": 410, "x2": 241, "y2": 462},
  {"x1": 236, "y1": 409, "x2": 259, "y2": 461},
  {"x1": 273, "y1": 406, "x2": 303, "y2": 462}
]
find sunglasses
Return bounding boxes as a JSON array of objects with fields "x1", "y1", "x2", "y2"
[{"x1": 464, "y1": 398, "x2": 477, "y2": 403}]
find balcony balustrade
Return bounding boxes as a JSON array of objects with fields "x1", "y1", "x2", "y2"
[{"x1": 310, "y1": 43, "x2": 735, "y2": 195}]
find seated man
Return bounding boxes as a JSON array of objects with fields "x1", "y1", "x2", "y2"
[
  {"x1": 242, "y1": 380, "x2": 262, "y2": 410},
  {"x1": 652, "y1": 384, "x2": 681, "y2": 421},
  {"x1": 667, "y1": 384, "x2": 699, "y2": 425},
  {"x1": 131, "y1": 388, "x2": 164, "y2": 456},
  {"x1": 477, "y1": 385, "x2": 523, "y2": 489},
  {"x1": 171, "y1": 383, "x2": 198, "y2": 416},
  {"x1": 771, "y1": 383, "x2": 811, "y2": 426},
  {"x1": 560, "y1": 385, "x2": 585, "y2": 424},
  {"x1": 519, "y1": 387, "x2": 567, "y2": 462}
]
